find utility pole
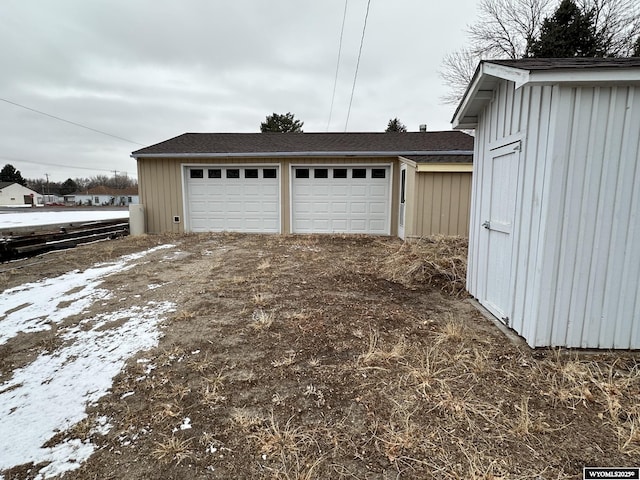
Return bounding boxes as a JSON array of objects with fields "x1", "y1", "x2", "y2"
[
  {"x1": 45, "y1": 173, "x2": 49, "y2": 204},
  {"x1": 114, "y1": 170, "x2": 118, "y2": 189}
]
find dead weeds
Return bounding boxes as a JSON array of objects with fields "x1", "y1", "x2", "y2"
[{"x1": 2, "y1": 233, "x2": 639, "y2": 480}]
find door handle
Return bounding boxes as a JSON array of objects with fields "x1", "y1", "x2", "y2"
[{"x1": 482, "y1": 220, "x2": 490, "y2": 229}]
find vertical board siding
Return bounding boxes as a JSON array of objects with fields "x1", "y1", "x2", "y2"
[
  {"x1": 412, "y1": 172, "x2": 471, "y2": 237},
  {"x1": 467, "y1": 111, "x2": 487, "y2": 295},
  {"x1": 472, "y1": 82, "x2": 640, "y2": 348},
  {"x1": 512, "y1": 85, "x2": 555, "y2": 343},
  {"x1": 547, "y1": 86, "x2": 640, "y2": 348}
]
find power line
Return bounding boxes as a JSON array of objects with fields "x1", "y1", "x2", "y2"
[
  {"x1": 344, "y1": 0, "x2": 371, "y2": 132},
  {"x1": 0, "y1": 155, "x2": 137, "y2": 177},
  {"x1": 0, "y1": 97, "x2": 145, "y2": 146},
  {"x1": 326, "y1": 0, "x2": 349, "y2": 132}
]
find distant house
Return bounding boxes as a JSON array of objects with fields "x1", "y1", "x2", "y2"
[
  {"x1": 0, "y1": 182, "x2": 43, "y2": 206},
  {"x1": 131, "y1": 132, "x2": 474, "y2": 237},
  {"x1": 73, "y1": 186, "x2": 139, "y2": 206}
]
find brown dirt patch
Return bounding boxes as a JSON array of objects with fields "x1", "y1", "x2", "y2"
[{"x1": 1, "y1": 233, "x2": 639, "y2": 479}]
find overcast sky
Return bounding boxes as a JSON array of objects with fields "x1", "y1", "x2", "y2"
[{"x1": 0, "y1": 1, "x2": 479, "y2": 182}]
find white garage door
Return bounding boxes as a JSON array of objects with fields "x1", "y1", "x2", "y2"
[
  {"x1": 292, "y1": 166, "x2": 391, "y2": 234},
  {"x1": 186, "y1": 166, "x2": 280, "y2": 233}
]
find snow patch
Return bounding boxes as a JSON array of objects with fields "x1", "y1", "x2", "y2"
[
  {"x1": 0, "y1": 243, "x2": 177, "y2": 478},
  {"x1": 0, "y1": 210, "x2": 129, "y2": 229},
  {"x1": 0, "y1": 244, "x2": 174, "y2": 345},
  {"x1": 0, "y1": 300, "x2": 175, "y2": 477}
]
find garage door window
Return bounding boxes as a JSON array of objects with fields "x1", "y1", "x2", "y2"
[
  {"x1": 352, "y1": 168, "x2": 366, "y2": 179},
  {"x1": 245, "y1": 169, "x2": 259, "y2": 179},
  {"x1": 295, "y1": 168, "x2": 310, "y2": 179},
  {"x1": 226, "y1": 169, "x2": 240, "y2": 179},
  {"x1": 208, "y1": 169, "x2": 222, "y2": 178},
  {"x1": 372, "y1": 169, "x2": 386, "y2": 179},
  {"x1": 190, "y1": 169, "x2": 204, "y2": 179},
  {"x1": 314, "y1": 168, "x2": 328, "y2": 179},
  {"x1": 333, "y1": 169, "x2": 347, "y2": 179},
  {"x1": 263, "y1": 168, "x2": 277, "y2": 179}
]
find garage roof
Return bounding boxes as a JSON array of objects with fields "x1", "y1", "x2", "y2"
[
  {"x1": 132, "y1": 131, "x2": 474, "y2": 158},
  {"x1": 452, "y1": 58, "x2": 640, "y2": 129}
]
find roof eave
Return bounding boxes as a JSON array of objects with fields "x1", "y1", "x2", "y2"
[
  {"x1": 131, "y1": 150, "x2": 474, "y2": 159},
  {"x1": 452, "y1": 61, "x2": 640, "y2": 129},
  {"x1": 452, "y1": 61, "x2": 531, "y2": 130}
]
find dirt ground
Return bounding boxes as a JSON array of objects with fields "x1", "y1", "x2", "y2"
[{"x1": 1, "y1": 233, "x2": 639, "y2": 479}]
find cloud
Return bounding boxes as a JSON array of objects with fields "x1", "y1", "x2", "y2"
[{"x1": 0, "y1": 0, "x2": 478, "y2": 181}]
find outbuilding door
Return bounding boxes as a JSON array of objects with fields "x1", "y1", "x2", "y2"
[
  {"x1": 480, "y1": 142, "x2": 521, "y2": 323},
  {"x1": 291, "y1": 165, "x2": 391, "y2": 234},
  {"x1": 185, "y1": 165, "x2": 280, "y2": 233}
]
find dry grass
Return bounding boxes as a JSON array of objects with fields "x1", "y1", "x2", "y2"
[
  {"x1": 15, "y1": 233, "x2": 640, "y2": 479},
  {"x1": 151, "y1": 435, "x2": 193, "y2": 466},
  {"x1": 250, "y1": 412, "x2": 313, "y2": 457},
  {"x1": 379, "y1": 235, "x2": 468, "y2": 295},
  {"x1": 230, "y1": 408, "x2": 265, "y2": 433},
  {"x1": 252, "y1": 309, "x2": 274, "y2": 330},
  {"x1": 357, "y1": 329, "x2": 407, "y2": 366}
]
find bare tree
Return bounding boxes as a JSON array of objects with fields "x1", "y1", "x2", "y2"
[
  {"x1": 440, "y1": 0, "x2": 640, "y2": 105},
  {"x1": 468, "y1": 0, "x2": 553, "y2": 59},
  {"x1": 440, "y1": 0, "x2": 553, "y2": 105},
  {"x1": 439, "y1": 48, "x2": 481, "y2": 105},
  {"x1": 579, "y1": 0, "x2": 640, "y2": 56}
]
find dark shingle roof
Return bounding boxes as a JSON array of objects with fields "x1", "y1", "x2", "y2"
[
  {"x1": 487, "y1": 57, "x2": 640, "y2": 71},
  {"x1": 0, "y1": 182, "x2": 16, "y2": 189},
  {"x1": 132, "y1": 131, "x2": 474, "y2": 156}
]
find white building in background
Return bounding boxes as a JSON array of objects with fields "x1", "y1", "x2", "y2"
[
  {"x1": 0, "y1": 182, "x2": 43, "y2": 206},
  {"x1": 72, "y1": 186, "x2": 139, "y2": 206}
]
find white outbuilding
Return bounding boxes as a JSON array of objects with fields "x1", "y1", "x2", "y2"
[
  {"x1": 452, "y1": 58, "x2": 640, "y2": 349},
  {"x1": 0, "y1": 182, "x2": 42, "y2": 206}
]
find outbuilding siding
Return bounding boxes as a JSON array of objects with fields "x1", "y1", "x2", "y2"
[
  {"x1": 468, "y1": 78, "x2": 640, "y2": 348},
  {"x1": 538, "y1": 85, "x2": 640, "y2": 348}
]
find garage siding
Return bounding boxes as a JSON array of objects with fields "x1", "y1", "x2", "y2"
[
  {"x1": 411, "y1": 172, "x2": 472, "y2": 237},
  {"x1": 137, "y1": 156, "x2": 399, "y2": 235}
]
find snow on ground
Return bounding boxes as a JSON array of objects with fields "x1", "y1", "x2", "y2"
[
  {"x1": 0, "y1": 244, "x2": 177, "y2": 478},
  {"x1": 0, "y1": 209, "x2": 128, "y2": 229}
]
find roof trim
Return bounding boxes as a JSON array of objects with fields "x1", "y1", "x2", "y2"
[
  {"x1": 452, "y1": 58, "x2": 640, "y2": 129},
  {"x1": 484, "y1": 62, "x2": 531, "y2": 89},
  {"x1": 416, "y1": 163, "x2": 473, "y2": 173},
  {"x1": 131, "y1": 150, "x2": 474, "y2": 159}
]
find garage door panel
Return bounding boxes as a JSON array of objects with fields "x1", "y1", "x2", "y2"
[
  {"x1": 313, "y1": 219, "x2": 330, "y2": 230},
  {"x1": 350, "y1": 220, "x2": 367, "y2": 231},
  {"x1": 186, "y1": 166, "x2": 280, "y2": 233},
  {"x1": 370, "y1": 185, "x2": 387, "y2": 196},
  {"x1": 314, "y1": 202, "x2": 330, "y2": 214},
  {"x1": 370, "y1": 202, "x2": 386, "y2": 214},
  {"x1": 292, "y1": 166, "x2": 390, "y2": 234},
  {"x1": 333, "y1": 202, "x2": 348, "y2": 213}
]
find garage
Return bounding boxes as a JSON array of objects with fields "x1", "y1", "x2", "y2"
[
  {"x1": 185, "y1": 165, "x2": 280, "y2": 233},
  {"x1": 291, "y1": 165, "x2": 391, "y2": 234}
]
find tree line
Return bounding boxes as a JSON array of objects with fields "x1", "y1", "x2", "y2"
[
  {"x1": 0, "y1": 164, "x2": 137, "y2": 196},
  {"x1": 260, "y1": 112, "x2": 408, "y2": 133}
]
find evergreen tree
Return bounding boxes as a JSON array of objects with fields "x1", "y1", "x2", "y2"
[
  {"x1": 0, "y1": 164, "x2": 27, "y2": 186},
  {"x1": 385, "y1": 117, "x2": 408, "y2": 132},
  {"x1": 59, "y1": 178, "x2": 79, "y2": 196},
  {"x1": 528, "y1": 0, "x2": 603, "y2": 58},
  {"x1": 260, "y1": 112, "x2": 304, "y2": 133}
]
